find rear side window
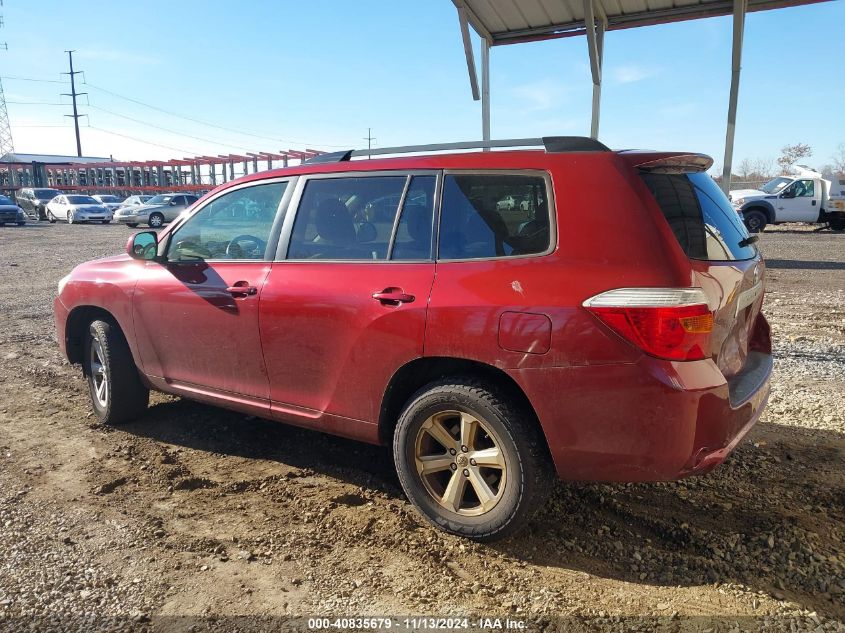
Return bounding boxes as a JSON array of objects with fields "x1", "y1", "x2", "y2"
[
  {"x1": 438, "y1": 174, "x2": 550, "y2": 260},
  {"x1": 641, "y1": 172, "x2": 757, "y2": 261},
  {"x1": 288, "y1": 176, "x2": 407, "y2": 260}
]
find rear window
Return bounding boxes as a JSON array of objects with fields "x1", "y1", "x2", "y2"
[
  {"x1": 438, "y1": 174, "x2": 551, "y2": 260},
  {"x1": 640, "y1": 172, "x2": 757, "y2": 261}
]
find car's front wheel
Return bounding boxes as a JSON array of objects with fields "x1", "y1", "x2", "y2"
[
  {"x1": 393, "y1": 378, "x2": 552, "y2": 541},
  {"x1": 47, "y1": 210, "x2": 57, "y2": 224},
  {"x1": 67, "y1": 210, "x2": 75, "y2": 224},
  {"x1": 126, "y1": 223, "x2": 138, "y2": 228},
  {"x1": 83, "y1": 319, "x2": 149, "y2": 425},
  {"x1": 38, "y1": 206, "x2": 47, "y2": 221},
  {"x1": 743, "y1": 209, "x2": 767, "y2": 233},
  {"x1": 148, "y1": 212, "x2": 164, "y2": 228},
  {"x1": 829, "y1": 218, "x2": 845, "y2": 231}
]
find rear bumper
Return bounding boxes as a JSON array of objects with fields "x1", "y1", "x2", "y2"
[{"x1": 511, "y1": 350, "x2": 772, "y2": 483}]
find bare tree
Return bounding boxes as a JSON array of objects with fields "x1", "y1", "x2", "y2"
[
  {"x1": 831, "y1": 143, "x2": 845, "y2": 175},
  {"x1": 777, "y1": 143, "x2": 813, "y2": 173}
]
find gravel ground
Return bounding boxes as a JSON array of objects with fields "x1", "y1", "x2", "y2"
[{"x1": 0, "y1": 221, "x2": 843, "y2": 633}]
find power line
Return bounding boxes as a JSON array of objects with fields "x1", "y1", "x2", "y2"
[
  {"x1": 7, "y1": 101, "x2": 67, "y2": 106},
  {"x1": 0, "y1": 75, "x2": 67, "y2": 84},
  {"x1": 86, "y1": 124, "x2": 201, "y2": 155},
  {"x1": 88, "y1": 104, "x2": 253, "y2": 152},
  {"x1": 81, "y1": 80, "x2": 350, "y2": 148}
]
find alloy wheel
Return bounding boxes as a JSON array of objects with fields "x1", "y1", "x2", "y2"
[
  {"x1": 414, "y1": 410, "x2": 506, "y2": 516},
  {"x1": 89, "y1": 337, "x2": 109, "y2": 408}
]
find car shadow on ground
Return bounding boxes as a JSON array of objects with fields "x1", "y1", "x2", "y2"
[
  {"x1": 123, "y1": 398, "x2": 845, "y2": 619},
  {"x1": 765, "y1": 258, "x2": 845, "y2": 270}
]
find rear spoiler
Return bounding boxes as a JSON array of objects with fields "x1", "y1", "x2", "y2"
[{"x1": 617, "y1": 151, "x2": 713, "y2": 174}]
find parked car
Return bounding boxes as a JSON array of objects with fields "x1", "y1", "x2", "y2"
[
  {"x1": 54, "y1": 137, "x2": 771, "y2": 541},
  {"x1": 46, "y1": 194, "x2": 112, "y2": 224},
  {"x1": 117, "y1": 195, "x2": 153, "y2": 211},
  {"x1": 113, "y1": 193, "x2": 198, "y2": 228},
  {"x1": 496, "y1": 195, "x2": 516, "y2": 210},
  {"x1": 0, "y1": 194, "x2": 27, "y2": 226},
  {"x1": 93, "y1": 195, "x2": 125, "y2": 212},
  {"x1": 16, "y1": 187, "x2": 63, "y2": 220}
]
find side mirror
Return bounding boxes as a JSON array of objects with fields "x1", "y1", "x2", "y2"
[
  {"x1": 127, "y1": 231, "x2": 158, "y2": 260},
  {"x1": 780, "y1": 189, "x2": 795, "y2": 199},
  {"x1": 169, "y1": 200, "x2": 178, "y2": 206}
]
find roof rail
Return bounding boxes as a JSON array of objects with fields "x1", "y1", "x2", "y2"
[{"x1": 301, "y1": 136, "x2": 610, "y2": 164}]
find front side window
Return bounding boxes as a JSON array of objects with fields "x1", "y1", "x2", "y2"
[
  {"x1": 287, "y1": 176, "x2": 407, "y2": 260},
  {"x1": 784, "y1": 179, "x2": 814, "y2": 197},
  {"x1": 438, "y1": 174, "x2": 551, "y2": 260},
  {"x1": 168, "y1": 182, "x2": 287, "y2": 261}
]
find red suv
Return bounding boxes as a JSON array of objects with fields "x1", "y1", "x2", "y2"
[{"x1": 54, "y1": 137, "x2": 772, "y2": 540}]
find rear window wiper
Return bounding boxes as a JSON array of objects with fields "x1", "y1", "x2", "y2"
[{"x1": 738, "y1": 235, "x2": 759, "y2": 248}]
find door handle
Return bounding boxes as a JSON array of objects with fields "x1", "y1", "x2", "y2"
[
  {"x1": 226, "y1": 283, "x2": 258, "y2": 297},
  {"x1": 372, "y1": 288, "x2": 415, "y2": 305}
]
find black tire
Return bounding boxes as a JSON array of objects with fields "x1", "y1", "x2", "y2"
[
  {"x1": 38, "y1": 206, "x2": 47, "y2": 221},
  {"x1": 83, "y1": 319, "x2": 149, "y2": 425},
  {"x1": 829, "y1": 218, "x2": 845, "y2": 231},
  {"x1": 743, "y1": 209, "x2": 767, "y2": 233},
  {"x1": 101, "y1": 220, "x2": 111, "y2": 224},
  {"x1": 148, "y1": 213, "x2": 164, "y2": 228},
  {"x1": 67, "y1": 210, "x2": 75, "y2": 225},
  {"x1": 393, "y1": 377, "x2": 553, "y2": 541},
  {"x1": 17, "y1": 222, "x2": 25, "y2": 226},
  {"x1": 47, "y1": 210, "x2": 57, "y2": 224},
  {"x1": 0, "y1": 222, "x2": 4, "y2": 227},
  {"x1": 126, "y1": 223, "x2": 138, "y2": 228}
]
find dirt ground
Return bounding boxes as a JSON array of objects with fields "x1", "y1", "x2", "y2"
[{"x1": 0, "y1": 221, "x2": 843, "y2": 632}]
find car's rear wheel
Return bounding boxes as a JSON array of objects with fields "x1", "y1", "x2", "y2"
[
  {"x1": 393, "y1": 378, "x2": 552, "y2": 541},
  {"x1": 829, "y1": 218, "x2": 845, "y2": 231},
  {"x1": 83, "y1": 319, "x2": 149, "y2": 425},
  {"x1": 148, "y1": 213, "x2": 164, "y2": 228},
  {"x1": 38, "y1": 206, "x2": 47, "y2": 221},
  {"x1": 743, "y1": 209, "x2": 767, "y2": 233}
]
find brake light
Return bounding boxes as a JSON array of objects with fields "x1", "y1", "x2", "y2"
[{"x1": 583, "y1": 288, "x2": 714, "y2": 361}]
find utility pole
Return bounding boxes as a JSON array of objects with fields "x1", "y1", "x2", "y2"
[
  {"x1": 62, "y1": 50, "x2": 86, "y2": 157},
  {"x1": 364, "y1": 128, "x2": 376, "y2": 159},
  {"x1": 0, "y1": 3, "x2": 16, "y2": 191}
]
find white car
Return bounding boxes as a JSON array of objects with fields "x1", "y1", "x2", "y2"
[
  {"x1": 46, "y1": 194, "x2": 112, "y2": 224},
  {"x1": 93, "y1": 194, "x2": 125, "y2": 212},
  {"x1": 497, "y1": 195, "x2": 516, "y2": 210}
]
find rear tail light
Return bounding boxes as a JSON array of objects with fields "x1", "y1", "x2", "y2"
[{"x1": 583, "y1": 288, "x2": 714, "y2": 361}]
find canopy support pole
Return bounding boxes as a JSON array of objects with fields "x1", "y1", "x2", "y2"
[
  {"x1": 458, "y1": 6, "x2": 480, "y2": 101},
  {"x1": 481, "y1": 37, "x2": 491, "y2": 147},
  {"x1": 584, "y1": 0, "x2": 604, "y2": 139},
  {"x1": 721, "y1": 0, "x2": 747, "y2": 194}
]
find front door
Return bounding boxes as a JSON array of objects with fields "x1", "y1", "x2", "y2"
[
  {"x1": 259, "y1": 172, "x2": 438, "y2": 427},
  {"x1": 132, "y1": 179, "x2": 292, "y2": 401},
  {"x1": 775, "y1": 178, "x2": 818, "y2": 222}
]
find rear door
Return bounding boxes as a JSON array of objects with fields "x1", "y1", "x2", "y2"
[
  {"x1": 640, "y1": 171, "x2": 764, "y2": 377},
  {"x1": 259, "y1": 171, "x2": 438, "y2": 427}
]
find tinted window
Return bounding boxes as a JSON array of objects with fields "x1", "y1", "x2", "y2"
[
  {"x1": 168, "y1": 182, "x2": 287, "y2": 261},
  {"x1": 0, "y1": 195, "x2": 13, "y2": 205},
  {"x1": 288, "y1": 176, "x2": 407, "y2": 260},
  {"x1": 438, "y1": 174, "x2": 550, "y2": 260},
  {"x1": 641, "y1": 172, "x2": 757, "y2": 261},
  {"x1": 66, "y1": 195, "x2": 98, "y2": 204},
  {"x1": 391, "y1": 176, "x2": 436, "y2": 260},
  {"x1": 35, "y1": 189, "x2": 61, "y2": 200}
]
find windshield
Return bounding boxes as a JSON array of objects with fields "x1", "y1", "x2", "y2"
[
  {"x1": 98, "y1": 195, "x2": 120, "y2": 203},
  {"x1": 145, "y1": 195, "x2": 173, "y2": 205},
  {"x1": 760, "y1": 177, "x2": 792, "y2": 194},
  {"x1": 67, "y1": 195, "x2": 98, "y2": 204},
  {"x1": 35, "y1": 189, "x2": 62, "y2": 200},
  {"x1": 0, "y1": 195, "x2": 14, "y2": 205}
]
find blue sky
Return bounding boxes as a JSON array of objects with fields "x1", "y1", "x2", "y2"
[{"x1": 3, "y1": 0, "x2": 844, "y2": 173}]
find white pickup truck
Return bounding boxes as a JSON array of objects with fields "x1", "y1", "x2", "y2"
[{"x1": 730, "y1": 166, "x2": 845, "y2": 232}]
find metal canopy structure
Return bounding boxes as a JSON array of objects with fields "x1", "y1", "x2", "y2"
[{"x1": 453, "y1": 0, "x2": 830, "y2": 192}]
